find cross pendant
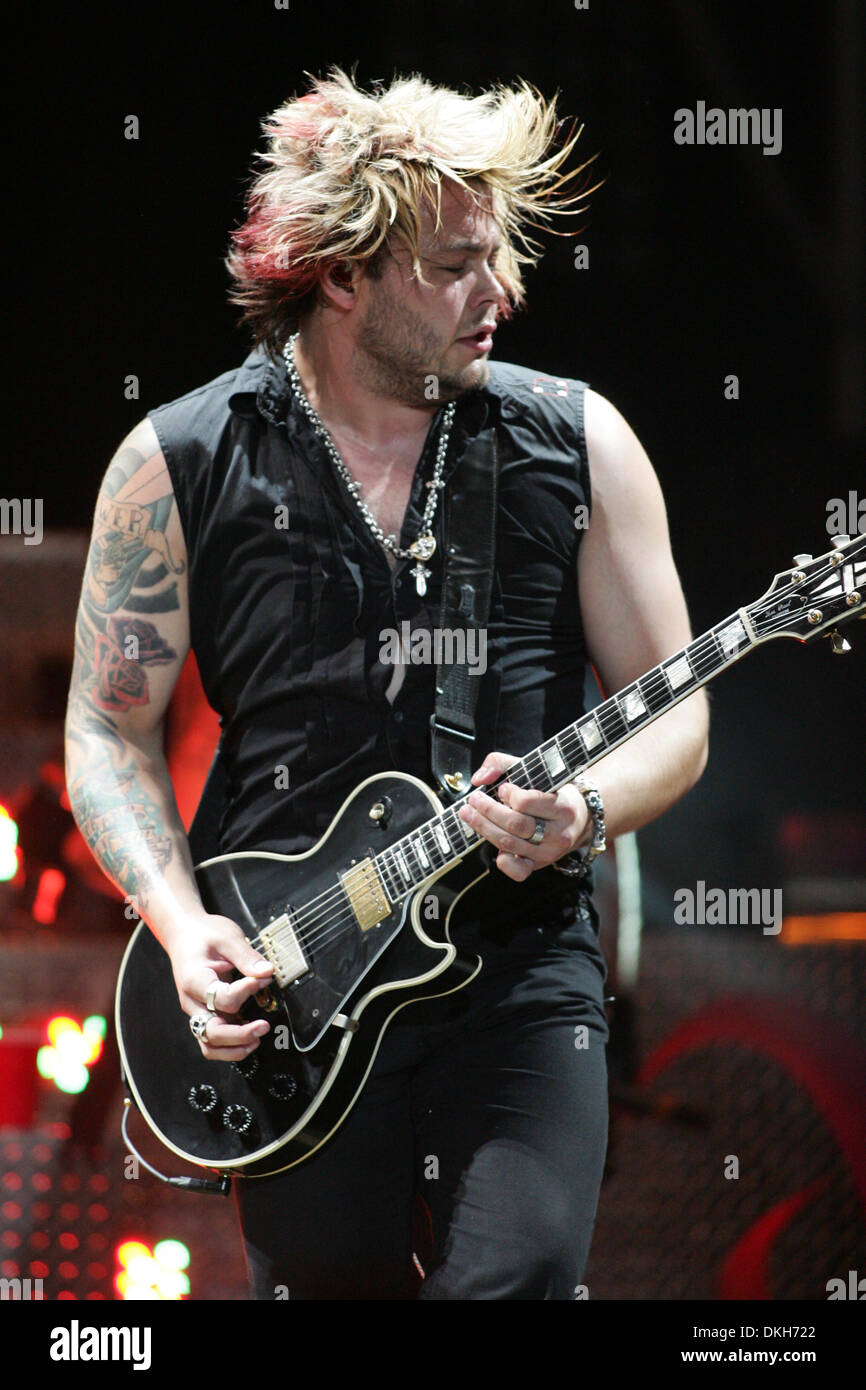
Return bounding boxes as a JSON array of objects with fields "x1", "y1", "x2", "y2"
[{"x1": 410, "y1": 562, "x2": 431, "y2": 596}]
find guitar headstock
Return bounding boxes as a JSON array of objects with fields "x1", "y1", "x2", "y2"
[{"x1": 746, "y1": 532, "x2": 865, "y2": 648}]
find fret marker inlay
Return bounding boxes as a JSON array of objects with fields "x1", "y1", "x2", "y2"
[
  {"x1": 623, "y1": 690, "x2": 646, "y2": 722},
  {"x1": 434, "y1": 826, "x2": 451, "y2": 857},
  {"x1": 581, "y1": 717, "x2": 602, "y2": 750},
  {"x1": 542, "y1": 744, "x2": 567, "y2": 779},
  {"x1": 718, "y1": 618, "x2": 747, "y2": 657},
  {"x1": 665, "y1": 655, "x2": 692, "y2": 689}
]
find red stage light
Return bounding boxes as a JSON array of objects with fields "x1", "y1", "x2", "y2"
[
  {"x1": 0, "y1": 1030, "x2": 41, "y2": 1127},
  {"x1": 31, "y1": 868, "x2": 66, "y2": 925}
]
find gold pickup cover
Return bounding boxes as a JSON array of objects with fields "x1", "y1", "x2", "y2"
[{"x1": 342, "y1": 858, "x2": 390, "y2": 932}]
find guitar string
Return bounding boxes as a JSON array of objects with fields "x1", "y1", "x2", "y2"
[
  {"x1": 248, "y1": 564, "x2": 860, "y2": 963},
  {"x1": 242, "y1": 561, "x2": 859, "y2": 967},
  {"x1": 251, "y1": 589, "x2": 857, "y2": 968}
]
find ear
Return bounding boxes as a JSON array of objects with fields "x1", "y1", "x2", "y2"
[
  {"x1": 320, "y1": 258, "x2": 357, "y2": 308},
  {"x1": 331, "y1": 260, "x2": 354, "y2": 290}
]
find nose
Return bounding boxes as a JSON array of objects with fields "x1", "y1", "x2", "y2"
[{"x1": 473, "y1": 263, "x2": 508, "y2": 314}]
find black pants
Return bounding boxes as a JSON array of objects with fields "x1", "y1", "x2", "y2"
[{"x1": 235, "y1": 902, "x2": 610, "y2": 1300}]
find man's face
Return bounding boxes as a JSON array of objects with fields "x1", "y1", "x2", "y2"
[{"x1": 350, "y1": 180, "x2": 509, "y2": 409}]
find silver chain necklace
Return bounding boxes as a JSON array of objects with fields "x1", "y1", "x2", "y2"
[{"x1": 282, "y1": 332, "x2": 455, "y2": 596}]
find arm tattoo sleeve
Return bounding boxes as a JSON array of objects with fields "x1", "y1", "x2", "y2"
[
  {"x1": 66, "y1": 742, "x2": 173, "y2": 901},
  {"x1": 69, "y1": 444, "x2": 184, "y2": 734},
  {"x1": 66, "y1": 441, "x2": 187, "y2": 904}
]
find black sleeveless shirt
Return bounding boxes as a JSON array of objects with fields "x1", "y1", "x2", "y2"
[{"x1": 150, "y1": 348, "x2": 595, "y2": 929}]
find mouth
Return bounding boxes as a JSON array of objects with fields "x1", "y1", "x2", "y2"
[{"x1": 456, "y1": 327, "x2": 495, "y2": 354}]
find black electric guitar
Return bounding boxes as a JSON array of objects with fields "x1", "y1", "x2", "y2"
[{"x1": 116, "y1": 533, "x2": 864, "y2": 1178}]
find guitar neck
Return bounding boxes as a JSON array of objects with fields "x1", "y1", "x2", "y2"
[{"x1": 372, "y1": 606, "x2": 759, "y2": 904}]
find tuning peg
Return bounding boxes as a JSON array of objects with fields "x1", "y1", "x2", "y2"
[
  {"x1": 827, "y1": 630, "x2": 852, "y2": 654},
  {"x1": 793, "y1": 553, "x2": 812, "y2": 565},
  {"x1": 831, "y1": 535, "x2": 851, "y2": 549}
]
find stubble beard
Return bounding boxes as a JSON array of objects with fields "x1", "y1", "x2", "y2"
[{"x1": 352, "y1": 289, "x2": 488, "y2": 409}]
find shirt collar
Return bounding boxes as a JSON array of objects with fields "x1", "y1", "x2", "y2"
[
  {"x1": 227, "y1": 345, "x2": 290, "y2": 423},
  {"x1": 227, "y1": 343, "x2": 514, "y2": 435}
]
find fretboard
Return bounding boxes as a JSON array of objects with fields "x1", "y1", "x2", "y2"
[{"x1": 371, "y1": 607, "x2": 758, "y2": 904}]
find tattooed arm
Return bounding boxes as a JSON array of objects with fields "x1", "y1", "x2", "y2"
[{"x1": 65, "y1": 419, "x2": 272, "y2": 1059}]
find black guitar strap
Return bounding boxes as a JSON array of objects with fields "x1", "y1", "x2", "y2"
[{"x1": 429, "y1": 424, "x2": 500, "y2": 803}]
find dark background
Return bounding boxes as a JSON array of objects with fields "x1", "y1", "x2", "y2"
[
  {"x1": 7, "y1": 0, "x2": 864, "y2": 882},
  {"x1": 2, "y1": 0, "x2": 865, "y2": 1312}
]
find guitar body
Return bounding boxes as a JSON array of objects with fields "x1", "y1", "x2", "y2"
[
  {"x1": 114, "y1": 534, "x2": 865, "y2": 1180},
  {"x1": 116, "y1": 773, "x2": 487, "y2": 1177}
]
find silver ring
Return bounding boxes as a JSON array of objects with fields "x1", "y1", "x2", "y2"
[
  {"x1": 527, "y1": 818, "x2": 547, "y2": 846},
  {"x1": 205, "y1": 984, "x2": 218, "y2": 1014},
  {"x1": 189, "y1": 1013, "x2": 209, "y2": 1042}
]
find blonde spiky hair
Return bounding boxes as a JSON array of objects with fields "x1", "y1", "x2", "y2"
[{"x1": 226, "y1": 65, "x2": 601, "y2": 360}]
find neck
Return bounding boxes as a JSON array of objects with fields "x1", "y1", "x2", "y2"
[{"x1": 291, "y1": 317, "x2": 439, "y2": 453}]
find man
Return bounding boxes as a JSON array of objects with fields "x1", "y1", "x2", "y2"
[{"x1": 65, "y1": 66, "x2": 708, "y2": 1299}]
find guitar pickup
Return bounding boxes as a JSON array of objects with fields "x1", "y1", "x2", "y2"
[
  {"x1": 258, "y1": 912, "x2": 309, "y2": 988},
  {"x1": 341, "y1": 858, "x2": 390, "y2": 932}
]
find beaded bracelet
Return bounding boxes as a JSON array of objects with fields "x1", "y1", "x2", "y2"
[{"x1": 551, "y1": 776, "x2": 607, "y2": 879}]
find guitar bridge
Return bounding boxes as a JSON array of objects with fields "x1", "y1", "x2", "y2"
[{"x1": 258, "y1": 912, "x2": 309, "y2": 988}]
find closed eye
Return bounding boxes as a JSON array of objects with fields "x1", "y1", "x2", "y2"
[{"x1": 441, "y1": 259, "x2": 500, "y2": 275}]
